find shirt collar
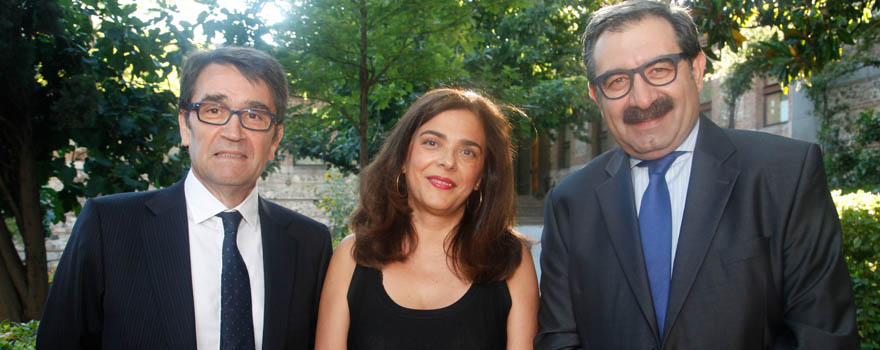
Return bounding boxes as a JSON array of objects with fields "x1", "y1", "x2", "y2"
[
  {"x1": 184, "y1": 169, "x2": 260, "y2": 229},
  {"x1": 629, "y1": 118, "x2": 700, "y2": 168}
]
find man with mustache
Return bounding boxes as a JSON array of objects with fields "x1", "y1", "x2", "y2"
[
  {"x1": 37, "y1": 47, "x2": 332, "y2": 349},
  {"x1": 535, "y1": 1, "x2": 858, "y2": 349}
]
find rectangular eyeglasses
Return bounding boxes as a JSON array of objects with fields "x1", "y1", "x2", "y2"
[
  {"x1": 591, "y1": 52, "x2": 687, "y2": 100},
  {"x1": 188, "y1": 102, "x2": 277, "y2": 131}
]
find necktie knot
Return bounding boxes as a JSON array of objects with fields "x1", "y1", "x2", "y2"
[
  {"x1": 217, "y1": 211, "x2": 244, "y2": 238},
  {"x1": 638, "y1": 151, "x2": 684, "y2": 176}
]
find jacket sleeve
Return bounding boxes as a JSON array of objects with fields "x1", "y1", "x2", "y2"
[
  {"x1": 535, "y1": 188, "x2": 583, "y2": 350},
  {"x1": 778, "y1": 144, "x2": 859, "y2": 349},
  {"x1": 36, "y1": 198, "x2": 105, "y2": 349}
]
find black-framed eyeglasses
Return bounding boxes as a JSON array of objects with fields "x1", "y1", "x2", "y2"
[
  {"x1": 187, "y1": 102, "x2": 277, "y2": 131},
  {"x1": 591, "y1": 52, "x2": 688, "y2": 100}
]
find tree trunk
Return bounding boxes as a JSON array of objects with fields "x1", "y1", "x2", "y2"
[
  {"x1": 727, "y1": 96, "x2": 737, "y2": 129},
  {"x1": 591, "y1": 118, "x2": 603, "y2": 158},
  {"x1": 357, "y1": 0, "x2": 370, "y2": 169},
  {"x1": 18, "y1": 129, "x2": 49, "y2": 320},
  {"x1": 0, "y1": 258, "x2": 23, "y2": 321},
  {"x1": 0, "y1": 208, "x2": 27, "y2": 321}
]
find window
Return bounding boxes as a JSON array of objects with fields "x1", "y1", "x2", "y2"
[{"x1": 764, "y1": 85, "x2": 789, "y2": 126}]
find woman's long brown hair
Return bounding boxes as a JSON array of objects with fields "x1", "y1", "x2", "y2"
[{"x1": 350, "y1": 88, "x2": 525, "y2": 283}]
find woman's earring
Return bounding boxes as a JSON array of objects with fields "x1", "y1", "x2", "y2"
[
  {"x1": 470, "y1": 189, "x2": 483, "y2": 213},
  {"x1": 395, "y1": 173, "x2": 407, "y2": 197}
]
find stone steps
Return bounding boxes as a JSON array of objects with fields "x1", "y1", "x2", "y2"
[{"x1": 516, "y1": 195, "x2": 545, "y2": 226}]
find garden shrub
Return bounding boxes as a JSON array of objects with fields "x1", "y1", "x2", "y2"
[
  {"x1": 0, "y1": 320, "x2": 38, "y2": 350},
  {"x1": 833, "y1": 190, "x2": 880, "y2": 349},
  {"x1": 313, "y1": 168, "x2": 358, "y2": 247}
]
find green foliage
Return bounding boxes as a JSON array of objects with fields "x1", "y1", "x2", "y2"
[
  {"x1": 463, "y1": 1, "x2": 600, "y2": 143},
  {"x1": 197, "y1": 0, "x2": 275, "y2": 50},
  {"x1": 821, "y1": 109, "x2": 880, "y2": 192},
  {"x1": 0, "y1": 0, "x2": 195, "y2": 320},
  {"x1": 688, "y1": 0, "x2": 879, "y2": 85},
  {"x1": 0, "y1": 320, "x2": 38, "y2": 350},
  {"x1": 312, "y1": 169, "x2": 358, "y2": 245},
  {"x1": 277, "y1": 0, "x2": 471, "y2": 168},
  {"x1": 833, "y1": 190, "x2": 880, "y2": 349},
  {"x1": 276, "y1": 0, "x2": 603, "y2": 171},
  {"x1": 799, "y1": 46, "x2": 880, "y2": 193}
]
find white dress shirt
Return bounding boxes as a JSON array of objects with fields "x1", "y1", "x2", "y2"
[
  {"x1": 630, "y1": 119, "x2": 700, "y2": 275},
  {"x1": 184, "y1": 170, "x2": 265, "y2": 350}
]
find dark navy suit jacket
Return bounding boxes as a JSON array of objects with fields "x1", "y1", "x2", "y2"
[
  {"x1": 535, "y1": 117, "x2": 858, "y2": 349},
  {"x1": 37, "y1": 179, "x2": 332, "y2": 349}
]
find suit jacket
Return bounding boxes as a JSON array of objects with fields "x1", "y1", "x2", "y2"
[
  {"x1": 535, "y1": 117, "x2": 858, "y2": 349},
  {"x1": 36, "y1": 178, "x2": 332, "y2": 349}
]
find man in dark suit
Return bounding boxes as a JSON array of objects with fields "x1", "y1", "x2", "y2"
[
  {"x1": 37, "y1": 47, "x2": 332, "y2": 349},
  {"x1": 535, "y1": 1, "x2": 859, "y2": 349}
]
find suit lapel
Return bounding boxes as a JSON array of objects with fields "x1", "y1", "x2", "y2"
[
  {"x1": 259, "y1": 198, "x2": 298, "y2": 349},
  {"x1": 142, "y1": 180, "x2": 197, "y2": 349},
  {"x1": 664, "y1": 117, "x2": 739, "y2": 338},
  {"x1": 596, "y1": 149, "x2": 660, "y2": 339}
]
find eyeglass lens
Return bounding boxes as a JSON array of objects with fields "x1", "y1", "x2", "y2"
[
  {"x1": 196, "y1": 103, "x2": 273, "y2": 130},
  {"x1": 599, "y1": 56, "x2": 678, "y2": 99}
]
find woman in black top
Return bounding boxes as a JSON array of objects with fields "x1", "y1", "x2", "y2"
[{"x1": 315, "y1": 88, "x2": 538, "y2": 350}]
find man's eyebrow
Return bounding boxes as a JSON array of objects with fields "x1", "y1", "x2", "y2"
[
  {"x1": 197, "y1": 94, "x2": 273, "y2": 112},
  {"x1": 247, "y1": 101, "x2": 273, "y2": 112},
  {"x1": 200, "y1": 94, "x2": 227, "y2": 103}
]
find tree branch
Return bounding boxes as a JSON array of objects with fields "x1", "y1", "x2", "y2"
[
  {"x1": 0, "y1": 179, "x2": 24, "y2": 231},
  {"x1": 368, "y1": 17, "x2": 465, "y2": 86},
  {"x1": 0, "y1": 214, "x2": 28, "y2": 300}
]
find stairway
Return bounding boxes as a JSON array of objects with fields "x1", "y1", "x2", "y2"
[{"x1": 516, "y1": 195, "x2": 545, "y2": 226}]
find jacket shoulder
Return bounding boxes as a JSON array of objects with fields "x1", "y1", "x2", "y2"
[
  {"x1": 552, "y1": 149, "x2": 620, "y2": 199},
  {"x1": 722, "y1": 128, "x2": 817, "y2": 170},
  {"x1": 86, "y1": 187, "x2": 170, "y2": 212},
  {"x1": 260, "y1": 198, "x2": 330, "y2": 241}
]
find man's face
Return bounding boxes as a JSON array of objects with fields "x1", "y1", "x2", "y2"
[
  {"x1": 178, "y1": 63, "x2": 282, "y2": 198},
  {"x1": 588, "y1": 16, "x2": 706, "y2": 160}
]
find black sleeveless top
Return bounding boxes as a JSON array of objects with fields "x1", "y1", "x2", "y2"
[{"x1": 346, "y1": 264, "x2": 511, "y2": 350}]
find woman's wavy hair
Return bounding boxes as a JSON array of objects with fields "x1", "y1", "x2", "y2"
[{"x1": 350, "y1": 88, "x2": 525, "y2": 283}]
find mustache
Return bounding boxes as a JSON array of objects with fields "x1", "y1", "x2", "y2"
[{"x1": 622, "y1": 97, "x2": 674, "y2": 124}]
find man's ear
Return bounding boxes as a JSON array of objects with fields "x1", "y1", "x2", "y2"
[
  {"x1": 588, "y1": 84, "x2": 599, "y2": 104},
  {"x1": 691, "y1": 50, "x2": 707, "y2": 93},
  {"x1": 269, "y1": 124, "x2": 284, "y2": 161},
  {"x1": 178, "y1": 110, "x2": 191, "y2": 147}
]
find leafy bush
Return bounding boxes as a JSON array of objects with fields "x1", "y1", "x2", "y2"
[
  {"x1": 313, "y1": 169, "x2": 359, "y2": 247},
  {"x1": 0, "y1": 320, "x2": 38, "y2": 350},
  {"x1": 824, "y1": 109, "x2": 880, "y2": 192},
  {"x1": 833, "y1": 190, "x2": 880, "y2": 349}
]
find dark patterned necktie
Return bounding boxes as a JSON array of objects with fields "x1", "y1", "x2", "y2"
[
  {"x1": 216, "y1": 211, "x2": 255, "y2": 350},
  {"x1": 637, "y1": 151, "x2": 683, "y2": 341}
]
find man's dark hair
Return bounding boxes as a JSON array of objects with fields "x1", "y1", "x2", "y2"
[
  {"x1": 581, "y1": 0, "x2": 702, "y2": 81},
  {"x1": 178, "y1": 47, "x2": 288, "y2": 127}
]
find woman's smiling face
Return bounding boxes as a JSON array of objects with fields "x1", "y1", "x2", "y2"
[{"x1": 403, "y1": 109, "x2": 486, "y2": 219}]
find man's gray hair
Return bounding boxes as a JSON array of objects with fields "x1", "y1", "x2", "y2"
[{"x1": 581, "y1": 0, "x2": 702, "y2": 82}]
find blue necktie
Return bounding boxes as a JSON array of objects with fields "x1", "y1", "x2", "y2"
[
  {"x1": 216, "y1": 211, "x2": 255, "y2": 350},
  {"x1": 638, "y1": 151, "x2": 682, "y2": 340}
]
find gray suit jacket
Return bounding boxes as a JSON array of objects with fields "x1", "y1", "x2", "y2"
[
  {"x1": 535, "y1": 117, "x2": 858, "y2": 349},
  {"x1": 37, "y1": 179, "x2": 332, "y2": 349}
]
